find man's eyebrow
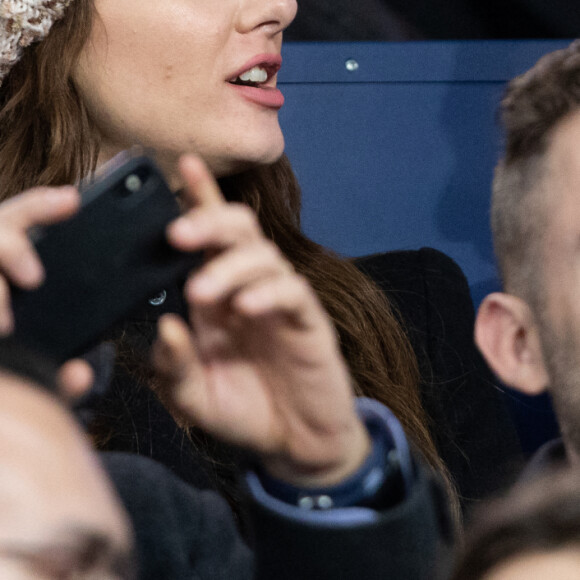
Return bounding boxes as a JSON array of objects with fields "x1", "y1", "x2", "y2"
[{"x1": 0, "y1": 526, "x2": 136, "y2": 579}]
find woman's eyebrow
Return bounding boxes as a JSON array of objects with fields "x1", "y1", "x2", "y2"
[{"x1": 0, "y1": 527, "x2": 137, "y2": 579}]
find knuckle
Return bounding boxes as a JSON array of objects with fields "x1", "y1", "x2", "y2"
[
  {"x1": 292, "y1": 273, "x2": 311, "y2": 294},
  {"x1": 0, "y1": 235, "x2": 21, "y2": 262},
  {"x1": 232, "y1": 203, "x2": 260, "y2": 230},
  {"x1": 260, "y1": 239, "x2": 283, "y2": 262}
]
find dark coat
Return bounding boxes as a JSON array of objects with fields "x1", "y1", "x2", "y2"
[
  {"x1": 102, "y1": 450, "x2": 454, "y2": 580},
  {"x1": 87, "y1": 248, "x2": 523, "y2": 511}
]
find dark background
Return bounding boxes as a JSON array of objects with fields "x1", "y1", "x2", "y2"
[{"x1": 286, "y1": 0, "x2": 579, "y2": 41}]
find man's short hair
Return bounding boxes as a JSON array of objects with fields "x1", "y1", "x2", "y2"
[
  {"x1": 452, "y1": 468, "x2": 580, "y2": 580},
  {"x1": 492, "y1": 40, "x2": 580, "y2": 302}
]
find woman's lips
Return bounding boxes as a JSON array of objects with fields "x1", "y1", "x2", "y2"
[
  {"x1": 229, "y1": 83, "x2": 285, "y2": 109},
  {"x1": 228, "y1": 54, "x2": 282, "y2": 83},
  {"x1": 227, "y1": 54, "x2": 284, "y2": 109}
]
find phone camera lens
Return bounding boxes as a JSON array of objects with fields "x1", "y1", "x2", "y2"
[{"x1": 125, "y1": 174, "x2": 142, "y2": 193}]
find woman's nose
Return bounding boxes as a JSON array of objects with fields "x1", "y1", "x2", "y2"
[{"x1": 236, "y1": 0, "x2": 298, "y2": 36}]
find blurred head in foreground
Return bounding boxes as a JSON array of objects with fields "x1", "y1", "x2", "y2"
[
  {"x1": 0, "y1": 344, "x2": 134, "y2": 579},
  {"x1": 453, "y1": 468, "x2": 580, "y2": 580}
]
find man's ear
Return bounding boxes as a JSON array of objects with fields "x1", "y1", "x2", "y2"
[{"x1": 475, "y1": 292, "x2": 549, "y2": 395}]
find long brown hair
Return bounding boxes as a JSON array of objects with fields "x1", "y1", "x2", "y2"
[
  {"x1": 0, "y1": 0, "x2": 458, "y2": 516},
  {"x1": 0, "y1": 0, "x2": 99, "y2": 199}
]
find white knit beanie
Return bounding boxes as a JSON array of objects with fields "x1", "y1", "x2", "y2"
[{"x1": 0, "y1": 0, "x2": 74, "y2": 84}]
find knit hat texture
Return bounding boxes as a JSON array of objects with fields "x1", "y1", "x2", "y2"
[{"x1": 0, "y1": 0, "x2": 73, "y2": 84}]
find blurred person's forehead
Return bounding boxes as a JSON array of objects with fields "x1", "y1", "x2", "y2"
[
  {"x1": 483, "y1": 549, "x2": 580, "y2": 580},
  {"x1": 0, "y1": 372, "x2": 133, "y2": 576}
]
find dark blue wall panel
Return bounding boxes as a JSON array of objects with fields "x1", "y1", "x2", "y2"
[{"x1": 279, "y1": 40, "x2": 570, "y2": 307}]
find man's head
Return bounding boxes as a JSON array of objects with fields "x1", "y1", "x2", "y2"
[
  {"x1": 475, "y1": 40, "x2": 580, "y2": 460},
  {"x1": 452, "y1": 467, "x2": 580, "y2": 580},
  {"x1": 0, "y1": 362, "x2": 134, "y2": 578},
  {"x1": 491, "y1": 40, "x2": 580, "y2": 303}
]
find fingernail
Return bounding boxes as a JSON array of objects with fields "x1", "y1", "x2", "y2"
[
  {"x1": 169, "y1": 217, "x2": 194, "y2": 239},
  {"x1": 170, "y1": 217, "x2": 205, "y2": 246},
  {"x1": 0, "y1": 311, "x2": 14, "y2": 336},
  {"x1": 170, "y1": 217, "x2": 190, "y2": 235},
  {"x1": 18, "y1": 255, "x2": 44, "y2": 286}
]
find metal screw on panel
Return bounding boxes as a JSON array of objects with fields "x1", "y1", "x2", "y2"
[{"x1": 345, "y1": 59, "x2": 359, "y2": 72}]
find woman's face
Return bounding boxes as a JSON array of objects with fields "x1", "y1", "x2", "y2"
[{"x1": 74, "y1": 0, "x2": 297, "y2": 187}]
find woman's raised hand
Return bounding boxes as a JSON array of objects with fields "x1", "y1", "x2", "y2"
[
  {"x1": 0, "y1": 186, "x2": 92, "y2": 398},
  {"x1": 153, "y1": 155, "x2": 371, "y2": 488}
]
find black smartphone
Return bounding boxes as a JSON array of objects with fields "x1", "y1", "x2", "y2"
[{"x1": 11, "y1": 153, "x2": 202, "y2": 364}]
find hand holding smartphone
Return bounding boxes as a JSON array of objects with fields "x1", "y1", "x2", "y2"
[{"x1": 11, "y1": 153, "x2": 201, "y2": 363}]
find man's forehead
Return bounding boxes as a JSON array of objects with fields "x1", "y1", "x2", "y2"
[
  {"x1": 0, "y1": 378, "x2": 133, "y2": 557},
  {"x1": 540, "y1": 112, "x2": 580, "y2": 233},
  {"x1": 0, "y1": 380, "x2": 77, "y2": 471},
  {"x1": 547, "y1": 111, "x2": 580, "y2": 194}
]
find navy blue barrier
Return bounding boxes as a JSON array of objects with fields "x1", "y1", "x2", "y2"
[
  {"x1": 278, "y1": 41, "x2": 570, "y2": 454},
  {"x1": 279, "y1": 40, "x2": 569, "y2": 309}
]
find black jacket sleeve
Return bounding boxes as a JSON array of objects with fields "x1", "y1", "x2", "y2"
[
  {"x1": 247, "y1": 460, "x2": 454, "y2": 580},
  {"x1": 101, "y1": 451, "x2": 454, "y2": 580}
]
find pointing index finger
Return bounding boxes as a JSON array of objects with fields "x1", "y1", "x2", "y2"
[
  {"x1": 0, "y1": 186, "x2": 80, "y2": 230},
  {"x1": 178, "y1": 155, "x2": 225, "y2": 209}
]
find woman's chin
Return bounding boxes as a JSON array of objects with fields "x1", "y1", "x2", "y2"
[{"x1": 211, "y1": 146, "x2": 286, "y2": 178}]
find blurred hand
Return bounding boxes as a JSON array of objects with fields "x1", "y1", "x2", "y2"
[
  {"x1": 153, "y1": 155, "x2": 370, "y2": 488},
  {"x1": 0, "y1": 186, "x2": 93, "y2": 401}
]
